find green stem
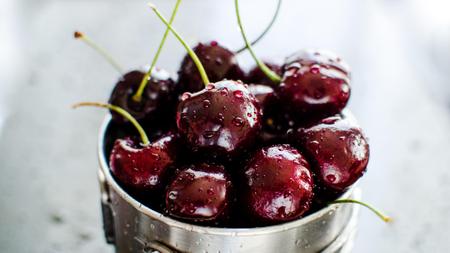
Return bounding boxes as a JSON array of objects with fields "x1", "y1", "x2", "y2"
[
  {"x1": 74, "y1": 31, "x2": 124, "y2": 75},
  {"x1": 234, "y1": 0, "x2": 281, "y2": 83},
  {"x1": 72, "y1": 102, "x2": 150, "y2": 146},
  {"x1": 148, "y1": 3, "x2": 210, "y2": 86},
  {"x1": 235, "y1": 0, "x2": 282, "y2": 54},
  {"x1": 132, "y1": 0, "x2": 182, "y2": 103},
  {"x1": 330, "y1": 199, "x2": 392, "y2": 223}
]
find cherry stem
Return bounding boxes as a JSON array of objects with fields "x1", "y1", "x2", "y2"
[
  {"x1": 74, "y1": 31, "x2": 124, "y2": 75},
  {"x1": 148, "y1": 3, "x2": 210, "y2": 86},
  {"x1": 235, "y1": 0, "x2": 281, "y2": 83},
  {"x1": 132, "y1": 0, "x2": 182, "y2": 103},
  {"x1": 72, "y1": 102, "x2": 150, "y2": 146},
  {"x1": 330, "y1": 199, "x2": 392, "y2": 223},
  {"x1": 235, "y1": 0, "x2": 282, "y2": 54}
]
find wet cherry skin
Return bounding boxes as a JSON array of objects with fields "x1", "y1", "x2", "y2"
[
  {"x1": 109, "y1": 133, "x2": 179, "y2": 192},
  {"x1": 165, "y1": 163, "x2": 232, "y2": 223},
  {"x1": 291, "y1": 114, "x2": 369, "y2": 193},
  {"x1": 177, "y1": 41, "x2": 245, "y2": 93},
  {"x1": 108, "y1": 68, "x2": 178, "y2": 124},
  {"x1": 243, "y1": 144, "x2": 314, "y2": 224},
  {"x1": 276, "y1": 49, "x2": 351, "y2": 122},
  {"x1": 176, "y1": 80, "x2": 262, "y2": 157}
]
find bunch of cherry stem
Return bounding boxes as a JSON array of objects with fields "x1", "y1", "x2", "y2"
[
  {"x1": 73, "y1": 0, "x2": 391, "y2": 224},
  {"x1": 150, "y1": 1, "x2": 391, "y2": 223},
  {"x1": 233, "y1": 0, "x2": 390, "y2": 223},
  {"x1": 132, "y1": 0, "x2": 182, "y2": 103},
  {"x1": 234, "y1": 0, "x2": 281, "y2": 83}
]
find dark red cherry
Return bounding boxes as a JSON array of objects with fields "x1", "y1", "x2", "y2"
[
  {"x1": 260, "y1": 91, "x2": 298, "y2": 134},
  {"x1": 176, "y1": 80, "x2": 261, "y2": 157},
  {"x1": 243, "y1": 144, "x2": 314, "y2": 224},
  {"x1": 293, "y1": 114, "x2": 369, "y2": 193},
  {"x1": 246, "y1": 61, "x2": 282, "y2": 88},
  {"x1": 108, "y1": 68, "x2": 177, "y2": 124},
  {"x1": 165, "y1": 163, "x2": 232, "y2": 223},
  {"x1": 248, "y1": 84, "x2": 274, "y2": 106},
  {"x1": 177, "y1": 41, "x2": 245, "y2": 93},
  {"x1": 109, "y1": 133, "x2": 179, "y2": 192},
  {"x1": 276, "y1": 49, "x2": 351, "y2": 121}
]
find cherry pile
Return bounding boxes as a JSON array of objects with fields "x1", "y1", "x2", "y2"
[{"x1": 74, "y1": 0, "x2": 390, "y2": 227}]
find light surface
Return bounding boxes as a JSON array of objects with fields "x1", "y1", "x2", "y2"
[{"x1": 0, "y1": 0, "x2": 449, "y2": 252}]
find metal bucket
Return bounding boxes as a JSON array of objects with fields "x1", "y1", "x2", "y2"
[{"x1": 97, "y1": 116, "x2": 361, "y2": 253}]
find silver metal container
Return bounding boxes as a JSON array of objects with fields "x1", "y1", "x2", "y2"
[{"x1": 97, "y1": 116, "x2": 361, "y2": 253}]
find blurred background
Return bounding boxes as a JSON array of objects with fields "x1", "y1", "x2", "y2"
[{"x1": 1, "y1": 0, "x2": 449, "y2": 252}]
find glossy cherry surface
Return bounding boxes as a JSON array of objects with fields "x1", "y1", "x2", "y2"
[
  {"x1": 165, "y1": 163, "x2": 232, "y2": 223},
  {"x1": 177, "y1": 41, "x2": 245, "y2": 93},
  {"x1": 293, "y1": 114, "x2": 369, "y2": 192},
  {"x1": 176, "y1": 80, "x2": 261, "y2": 157},
  {"x1": 246, "y1": 61, "x2": 282, "y2": 88},
  {"x1": 276, "y1": 49, "x2": 351, "y2": 122},
  {"x1": 243, "y1": 144, "x2": 314, "y2": 223},
  {"x1": 109, "y1": 134, "x2": 179, "y2": 192},
  {"x1": 108, "y1": 69, "x2": 177, "y2": 124}
]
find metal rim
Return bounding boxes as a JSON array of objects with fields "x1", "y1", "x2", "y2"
[{"x1": 97, "y1": 115, "x2": 355, "y2": 236}]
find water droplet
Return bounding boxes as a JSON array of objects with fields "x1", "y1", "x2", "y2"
[
  {"x1": 181, "y1": 92, "x2": 191, "y2": 101},
  {"x1": 203, "y1": 131, "x2": 215, "y2": 139},
  {"x1": 310, "y1": 65, "x2": 320, "y2": 74},
  {"x1": 220, "y1": 89, "x2": 228, "y2": 96},
  {"x1": 217, "y1": 113, "x2": 224, "y2": 123},
  {"x1": 210, "y1": 41, "x2": 218, "y2": 46},
  {"x1": 203, "y1": 100, "x2": 211, "y2": 108},
  {"x1": 326, "y1": 174, "x2": 336, "y2": 183},
  {"x1": 151, "y1": 153, "x2": 160, "y2": 161},
  {"x1": 168, "y1": 191, "x2": 178, "y2": 200},
  {"x1": 232, "y1": 117, "x2": 244, "y2": 127},
  {"x1": 206, "y1": 84, "x2": 215, "y2": 90},
  {"x1": 233, "y1": 90, "x2": 244, "y2": 99},
  {"x1": 207, "y1": 188, "x2": 215, "y2": 195}
]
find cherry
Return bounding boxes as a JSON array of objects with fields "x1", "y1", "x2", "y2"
[
  {"x1": 177, "y1": 80, "x2": 261, "y2": 157},
  {"x1": 109, "y1": 134, "x2": 179, "y2": 192},
  {"x1": 276, "y1": 49, "x2": 351, "y2": 121},
  {"x1": 108, "y1": 68, "x2": 177, "y2": 124},
  {"x1": 177, "y1": 0, "x2": 283, "y2": 93},
  {"x1": 73, "y1": 102, "x2": 178, "y2": 192},
  {"x1": 149, "y1": 6, "x2": 262, "y2": 157},
  {"x1": 177, "y1": 41, "x2": 245, "y2": 93},
  {"x1": 75, "y1": 1, "x2": 182, "y2": 124},
  {"x1": 165, "y1": 163, "x2": 232, "y2": 223},
  {"x1": 246, "y1": 61, "x2": 282, "y2": 88},
  {"x1": 291, "y1": 114, "x2": 369, "y2": 193},
  {"x1": 243, "y1": 144, "x2": 314, "y2": 224}
]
